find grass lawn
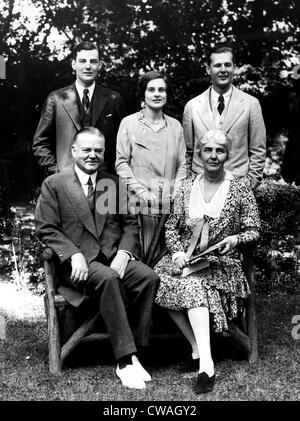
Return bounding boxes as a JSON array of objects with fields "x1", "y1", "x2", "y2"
[{"x1": 0, "y1": 280, "x2": 299, "y2": 401}]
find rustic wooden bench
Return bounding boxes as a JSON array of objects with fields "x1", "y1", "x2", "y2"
[{"x1": 43, "y1": 214, "x2": 258, "y2": 374}]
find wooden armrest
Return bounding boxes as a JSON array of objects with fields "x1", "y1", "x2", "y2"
[
  {"x1": 43, "y1": 247, "x2": 56, "y2": 261},
  {"x1": 54, "y1": 294, "x2": 68, "y2": 306}
]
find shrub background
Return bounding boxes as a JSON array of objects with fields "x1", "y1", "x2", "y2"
[{"x1": 1, "y1": 0, "x2": 300, "y2": 201}]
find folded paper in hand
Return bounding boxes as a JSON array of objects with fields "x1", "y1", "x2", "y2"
[
  {"x1": 181, "y1": 243, "x2": 223, "y2": 277},
  {"x1": 181, "y1": 258, "x2": 210, "y2": 277}
]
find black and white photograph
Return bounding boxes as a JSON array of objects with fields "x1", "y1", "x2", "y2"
[{"x1": 0, "y1": 0, "x2": 299, "y2": 405}]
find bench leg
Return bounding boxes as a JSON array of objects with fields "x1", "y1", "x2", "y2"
[
  {"x1": 245, "y1": 260, "x2": 258, "y2": 363},
  {"x1": 44, "y1": 257, "x2": 62, "y2": 374},
  {"x1": 246, "y1": 292, "x2": 258, "y2": 363},
  {"x1": 45, "y1": 295, "x2": 62, "y2": 374}
]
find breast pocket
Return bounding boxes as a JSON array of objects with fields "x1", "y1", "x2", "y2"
[
  {"x1": 130, "y1": 134, "x2": 151, "y2": 169},
  {"x1": 100, "y1": 111, "x2": 114, "y2": 134}
]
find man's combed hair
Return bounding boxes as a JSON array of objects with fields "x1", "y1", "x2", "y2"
[
  {"x1": 73, "y1": 41, "x2": 100, "y2": 59},
  {"x1": 73, "y1": 126, "x2": 105, "y2": 143},
  {"x1": 207, "y1": 44, "x2": 235, "y2": 65}
]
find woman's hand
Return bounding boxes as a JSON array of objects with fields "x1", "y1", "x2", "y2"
[
  {"x1": 217, "y1": 236, "x2": 239, "y2": 255},
  {"x1": 139, "y1": 190, "x2": 158, "y2": 207},
  {"x1": 110, "y1": 250, "x2": 130, "y2": 279},
  {"x1": 174, "y1": 253, "x2": 189, "y2": 269}
]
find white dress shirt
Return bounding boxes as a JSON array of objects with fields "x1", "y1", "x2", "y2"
[
  {"x1": 75, "y1": 81, "x2": 95, "y2": 103},
  {"x1": 74, "y1": 165, "x2": 97, "y2": 197},
  {"x1": 210, "y1": 86, "x2": 232, "y2": 129}
]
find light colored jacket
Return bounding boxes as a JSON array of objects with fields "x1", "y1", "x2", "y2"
[
  {"x1": 182, "y1": 85, "x2": 266, "y2": 189},
  {"x1": 115, "y1": 112, "x2": 186, "y2": 211}
]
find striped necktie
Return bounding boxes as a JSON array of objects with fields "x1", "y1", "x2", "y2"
[
  {"x1": 82, "y1": 88, "x2": 90, "y2": 115},
  {"x1": 217, "y1": 94, "x2": 225, "y2": 115}
]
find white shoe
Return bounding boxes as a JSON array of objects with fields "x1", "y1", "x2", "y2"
[
  {"x1": 116, "y1": 364, "x2": 146, "y2": 389},
  {"x1": 132, "y1": 355, "x2": 152, "y2": 382}
]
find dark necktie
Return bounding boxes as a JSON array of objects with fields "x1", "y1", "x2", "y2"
[
  {"x1": 82, "y1": 88, "x2": 90, "y2": 115},
  {"x1": 217, "y1": 94, "x2": 225, "y2": 115},
  {"x1": 87, "y1": 177, "x2": 95, "y2": 215}
]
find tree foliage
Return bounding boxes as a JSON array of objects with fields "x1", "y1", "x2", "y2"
[{"x1": 1, "y1": 0, "x2": 300, "y2": 199}]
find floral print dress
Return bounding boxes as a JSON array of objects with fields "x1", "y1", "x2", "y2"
[{"x1": 155, "y1": 176, "x2": 261, "y2": 332}]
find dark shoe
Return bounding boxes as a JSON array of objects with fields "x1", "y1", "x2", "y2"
[
  {"x1": 179, "y1": 355, "x2": 199, "y2": 373},
  {"x1": 193, "y1": 372, "x2": 215, "y2": 394}
]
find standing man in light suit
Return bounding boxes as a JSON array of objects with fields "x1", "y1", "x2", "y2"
[
  {"x1": 33, "y1": 41, "x2": 124, "y2": 176},
  {"x1": 183, "y1": 45, "x2": 266, "y2": 189}
]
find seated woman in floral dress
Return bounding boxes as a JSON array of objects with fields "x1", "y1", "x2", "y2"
[{"x1": 155, "y1": 129, "x2": 261, "y2": 394}]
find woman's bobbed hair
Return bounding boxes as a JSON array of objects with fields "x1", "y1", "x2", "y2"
[{"x1": 137, "y1": 70, "x2": 168, "y2": 102}]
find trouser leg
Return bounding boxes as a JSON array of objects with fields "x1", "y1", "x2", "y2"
[
  {"x1": 86, "y1": 261, "x2": 137, "y2": 360},
  {"x1": 121, "y1": 260, "x2": 160, "y2": 347}
]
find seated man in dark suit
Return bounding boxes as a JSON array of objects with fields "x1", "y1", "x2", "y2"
[{"x1": 35, "y1": 126, "x2": 160, "y2": 389}]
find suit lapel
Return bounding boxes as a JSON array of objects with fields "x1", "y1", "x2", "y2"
[
  {"x1": 61, "y1": 84, "x2": 81, "y2": 130},
  {"x1": 195, "y1": 88, "x2": 215, "y2": 130},
  {"x1": 92, "y1": 85, "x2": 108, "y2": 126},
  {"x1": 222, "y1": 86, "x2": 245, "y2": 133},
  {"x1": 65, "y1": 170, "x2": 98, "y2": 240}
]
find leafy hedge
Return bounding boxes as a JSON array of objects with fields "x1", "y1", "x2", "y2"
[
  {"x1": 0, "y1": 203, "x2": 45, "y2": 294},
  {"x1": 0, "y1": 180, "x2": 299, "y2": 295},
  {"x1": 254, "y1": 179, "x2": 300, "y2": 293}
]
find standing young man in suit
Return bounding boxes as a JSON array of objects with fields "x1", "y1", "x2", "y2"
[
  {"x1": 33, "y1": 41, "x2": 124, "y2": 176},
  {"x1": 183, "y1": 45, "x2": 266, "y2": 189},
  {"x1": 35, "y1": 127, "x2": 160, "y2": 389}
]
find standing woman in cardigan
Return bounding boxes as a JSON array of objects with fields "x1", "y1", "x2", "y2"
[{"x1": 115, "y1": 71, "x2": 186, "y2": 260}]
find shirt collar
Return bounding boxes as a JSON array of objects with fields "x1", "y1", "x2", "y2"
[
  {"x1": 74, "y1": 164, "x2": 97, "y2": 186},
  {"x1": 137, "y1": 109, "x2": 167, "y2": 127},
  {"x1": 75, "y1": 81, "x2": 95, "y2": 100},
  {"x1": 211, "y1": 85, "x2": 232, "y2": 102}
]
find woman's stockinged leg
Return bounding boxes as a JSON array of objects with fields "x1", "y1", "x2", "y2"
[
  {"x1": 187, "y1": 307, "x2": 214, "y2": 376},
  {"x1": 168, "y1": 309, "x2": 199, "y2": 359}
]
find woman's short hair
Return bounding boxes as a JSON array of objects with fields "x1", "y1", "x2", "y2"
[
  {"x1": 137, "y1": 70, "x2": 168, "y2": 101},
  {"x1": 200, "y1": 129, "x2": 232, "y2": 156}
]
